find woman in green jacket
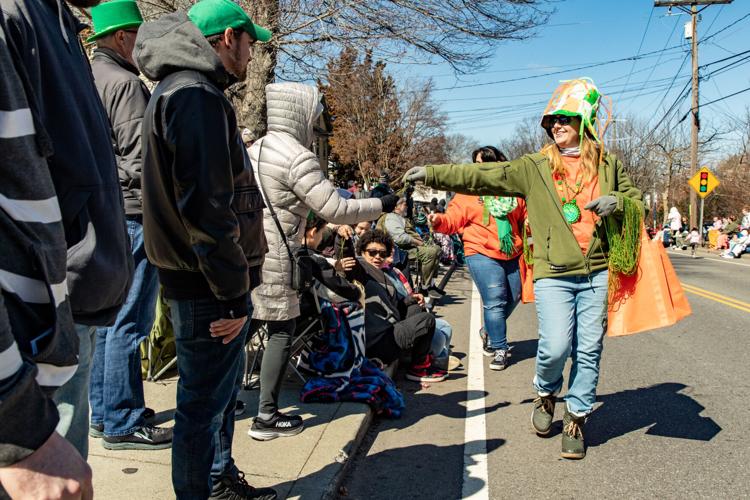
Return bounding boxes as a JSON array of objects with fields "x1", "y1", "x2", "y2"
[{"x1": 405, "y1": 79, "x2": 643, "y2": 459}]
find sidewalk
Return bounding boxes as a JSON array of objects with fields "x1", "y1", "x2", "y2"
[{"x1": 89, "y1": 371, "x2": 376, "y2": 499}]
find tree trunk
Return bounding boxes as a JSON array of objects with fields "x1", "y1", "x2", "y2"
[{"x1": 236, "y1": 0, "x2": 279, "y2": 140}]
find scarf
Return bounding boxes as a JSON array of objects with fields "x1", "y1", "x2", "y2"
[
  {"x1": 481, "y1": 196, "x2": 517, "y2": 256},
  {"x1": 559, "y1": 146, "x2": 581, "y2": 157}
]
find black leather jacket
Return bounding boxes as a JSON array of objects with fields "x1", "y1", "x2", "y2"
[{"x1": 140, "y1": 68, "x2": 266, "y2": 319}]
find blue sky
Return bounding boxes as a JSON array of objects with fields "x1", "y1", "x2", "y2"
[{"x1": 392, "y1": 0, "x2": 750, "y2": 155}]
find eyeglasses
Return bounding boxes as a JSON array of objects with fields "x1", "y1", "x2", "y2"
[
  {"x1": 547, "y1": 115, "x2": 573, "y2": 127},
  {"x1": 365, "y1": 248, "x2": 389, "y2": 258}
]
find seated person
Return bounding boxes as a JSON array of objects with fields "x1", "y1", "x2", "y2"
[
  {"x1": 722, "y1": 230, "x2": 749, "y2": 259},
  {"x1": 354, "y1": 230, "x2": 446, "y2": 383},
  {"x1": 380, "y1": 197, "x2": 442, "y2": 294}
]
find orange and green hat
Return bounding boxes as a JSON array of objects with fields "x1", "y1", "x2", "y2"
[
  {"x1": 540, "y1": 78, "x2": 608, "y2": 143},
  {"x1": 188, "y1": 0, "x2": 272, "y2": 42},
  {"x1": 87, "y1": 0, "x2": 143, "y2": 43}
]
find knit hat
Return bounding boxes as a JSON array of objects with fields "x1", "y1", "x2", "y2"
[
  {"x1": 540, "y1": 78, "x2": 611, "y2": 144},
  {"x1": 188, "y1": 0, "x2": 272, "y2": 42},
  {"x1": 87, "y1": 0, "x2": 143, "y2": 43}
]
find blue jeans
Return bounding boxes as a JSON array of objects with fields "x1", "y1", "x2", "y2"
[
  {"x1": 466, "y1": 253, "x2": 521, "y2": 350},
  {"x1": 430, "y1": 318, "x2": 453, "y2": 361},
  {"x1": 90, "y1": 218, "x2": 159, "y2": 436},
  {"x1": 533, "y1": 270, "x2": 608, "y2": 416},
  {"x1": 168, "y1": 296, "x2": 249, "y2": 500},
  {"x1": 53, "y1": 323, "x2": 96, "y2": 458}
]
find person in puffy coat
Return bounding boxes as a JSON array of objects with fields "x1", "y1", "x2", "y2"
[{"x1": 248, "y1": 82, "x2": 398, "y2": 440}]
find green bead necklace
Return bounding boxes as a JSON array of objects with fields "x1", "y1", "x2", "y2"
[{"x1": 555, "y1": 171, "x2": 584, "y2": 224}]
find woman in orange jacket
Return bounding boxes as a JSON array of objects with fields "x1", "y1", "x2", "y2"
[{"x1": 428, "y1": 146, "x2": 526, "y2": 371}]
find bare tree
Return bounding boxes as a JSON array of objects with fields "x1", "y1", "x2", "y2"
[
  {"x1": 444, "y1": 134, "x2": 481, "y2": 164},
  {"x1": 497, "y1": 116, "x2": 548, "y2": 160}
]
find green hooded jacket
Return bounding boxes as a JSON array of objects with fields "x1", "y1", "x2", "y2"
[{"x1": 425, "y1": 152, "x2": 643, "y2": 281}]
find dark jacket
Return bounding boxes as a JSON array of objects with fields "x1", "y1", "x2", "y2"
[
  {"x1": 425, "y1": 152, "x2": 644, "y2": 281},
  {"x1": 135, "y1": 12, "x2": 267, "y2": 319},
  {"x1": 0, "y1": 0, "x2": 133, "y2": 327},
  {"x1": 91, "y1": 47, "x2": 151, "y2": 215},
  {"x1": 0, "y1": 9, "x2": 79, "y2": 467}
]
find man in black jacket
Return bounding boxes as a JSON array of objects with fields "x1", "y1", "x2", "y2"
[
  {"x1": 135, "y1": 1, "x2": 273, "y2": 498},
  {"x1": 1, "y1": 0, "x2": 133, "y2": 463},
  {"x1": 88, "y1": 0, "x2": 171, "y2": 451}
]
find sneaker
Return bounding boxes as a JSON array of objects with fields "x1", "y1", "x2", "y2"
[
  {"x1": 89, "y1": 422, "x2": 104, "y2": 439},
  {"x1": 531, "y1": 394, "x2": 555, "y2": 435},
  {"x1": 489, "y1": 349, "x2": 511, "y2": 371},
  {"x1": 209, "y1": 471, "x2": 277, "y2": 500},
  {"x1": 235, "y1": 400, "x2": 246, "y2": 417},
  {"x1": 248, "y1": 412, "x2": 304, "y2": 441},
  {"x1": 479, "y1": 328, "x2": 493, "y2": 357},
  {"x1": 561, "y1": 409, "x2": 586, "y2": 459},
  {"x1": 405, "y1": 364, "x2": 447, "y2": 383},
  {"x1": 102, "y1": 425, "x2": 173, "y2": 450}
]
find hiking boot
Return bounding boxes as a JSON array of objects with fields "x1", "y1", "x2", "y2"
[
  {"x1": 89, "y1": 423, "x2": 104, "y2": 439},
  {"x1": 405, "y1": 364, "x2": 448, "y2": 383},
  {"x1": 489, "y1": 349, "x2": 511, "y2": 371},
  {"x1": 209, "y1": 471, "x2": 277, "y2": 500},
  {"x1": 102, "y1": 425, "x2": 173, "y2": 450},
  {"x1": 561, "y1": 409, "x2": 587, "y2": 459},
  {"x1": 479, "y1": 328, "x2": 493, "y2": 357},
  {"x1": 531, "y1": 394, "x2": 556, "y2": 435},
  {"x1": 248, "y1": 412, "x2": 304, "y2": 441}
]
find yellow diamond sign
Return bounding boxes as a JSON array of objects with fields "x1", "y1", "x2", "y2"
[{"x1": 688, "y1": 166, "x2": 719, "y2": 199}]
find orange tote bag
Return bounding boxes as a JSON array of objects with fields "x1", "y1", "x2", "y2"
[
  {"x1": 519, "y1": 257, "x2": 535, "y2": 304},
  {"x1": 606, "y1": 227, "x2": 692, "y2": 337}
]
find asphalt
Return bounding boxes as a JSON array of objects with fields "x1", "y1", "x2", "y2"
[{"x1": 340, "y1": 253, "x2": 750, "y2": 499}]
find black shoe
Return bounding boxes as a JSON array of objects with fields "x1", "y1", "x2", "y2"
[
  {"x1": 89, "y1": 422, "x2": 104, "y2": 439},
  {"x1": 248, "y1": 412, "x2": 304, "y2": 441},
  {"x1": 143, "y1": 407, "x2": 156, "y2": 421},
  {"x1": 489, "y1": 349, "x2": 511, "y2": 371},
  {"x1": 479, "y1": 328, "x2": 494, "y2": 357},
  {"x1": 102, "y1": 425, "x2": 173, "y2": 450},
  {"x1": 210, "y1": 472, "x2": 277, "y2": 500},
  {"x1": 428, "y1": 285, "x2": 446, "y2": 296}
]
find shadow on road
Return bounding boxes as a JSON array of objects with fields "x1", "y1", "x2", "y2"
[{"x1": 587, "y1": 382, "x2": 722, "y2": 446}]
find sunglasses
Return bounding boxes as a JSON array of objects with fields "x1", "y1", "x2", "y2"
[
  {"x1": 365, "y1": 248, "x2": 389, "y2": 258},
  {"x1": 547, "y1": 115, "x2": 574, "y2": 127}
]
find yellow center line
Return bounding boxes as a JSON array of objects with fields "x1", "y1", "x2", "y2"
[{"x1": 681, "y1": 282, "x2": 750, "y2": 314}]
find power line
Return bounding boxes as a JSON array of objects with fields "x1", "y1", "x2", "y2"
[
  {"x1": 678, "y1": 85, "x2": 750, "y2": 122},
  {"x1": 622, "y1": 7, "x2": 656, "y2": 92}
]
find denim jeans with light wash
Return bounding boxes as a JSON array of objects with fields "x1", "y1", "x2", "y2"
[
  {"x1": 430, "y1": 318, "x2": 453, "y2": 361},
  {"x1": 90, "y1": 218, "x2": 159, "y2": 437},
  {"x1": 167, "y1": 296, "x2": 249, "y2": 500},
  {"x1": 465, "y1": 253, "x2": 521, "y2": 350},
  {"x1": 53, "y1": 323, "x2": 96, "y2": 458},
  {"x1": 533, "y1": 270, "x2": 608, "y2": 416}
]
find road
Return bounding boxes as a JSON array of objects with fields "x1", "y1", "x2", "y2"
[{"x1": 339, "y1": 251, "x2": 750, "y2": 499}]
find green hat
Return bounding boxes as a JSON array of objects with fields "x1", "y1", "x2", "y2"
[
  {"x1": 87, "y1": 0, "x2": 143, "y2": 43},
  {"x1": 188, "y1": 0, "x2": 272, "y2": 42}
]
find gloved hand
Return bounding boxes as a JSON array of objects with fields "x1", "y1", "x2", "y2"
[
  {"x1": 584, "y1": 195, "x2": 618, "y2": 217},
  {"x1": 380, "y1": 194, "x2": 400, "y2": 213},
  {"x1": 403, "y1": 166, "x2": 427, "y2": 183}
]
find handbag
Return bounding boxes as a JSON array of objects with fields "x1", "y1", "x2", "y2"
[{"x1": 255, "y1": 140, "x2": 315, "y2": 292}]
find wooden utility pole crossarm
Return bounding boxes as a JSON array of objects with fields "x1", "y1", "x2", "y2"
[{"x1": 654, "y1": 0, "x2": 732, "y2": 6}]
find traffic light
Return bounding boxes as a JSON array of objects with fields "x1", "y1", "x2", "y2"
[{"x1": 699, "y1": 171, "x2": 708, "y2": 193}]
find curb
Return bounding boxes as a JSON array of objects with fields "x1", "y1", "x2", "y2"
[{"x1": 321, "y1": 362, "x2": 398, "y2": 500}]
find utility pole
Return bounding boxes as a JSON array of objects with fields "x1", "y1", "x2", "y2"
[{"x1": 654, "y1": 0, "x2": 732, "y2": 228}]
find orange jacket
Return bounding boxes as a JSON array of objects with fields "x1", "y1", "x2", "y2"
[{"x1": 432, "y1": 194, "x2": 526, "y2": 260}]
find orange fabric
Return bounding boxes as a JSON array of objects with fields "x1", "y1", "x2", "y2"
[
  {"x1": 553, "y1": 156, "x2": 600, "y2": 254},
  {"x1": 517, "y1": 227, "x2": 692, "y2": 336},
  {"x1": 432, "y1": 194, "x2": 526, "y2": 260},
  {"x1": 607, "y1": 227, "x2": 692, "y2": 336}
]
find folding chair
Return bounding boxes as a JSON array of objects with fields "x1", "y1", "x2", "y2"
[{"x1": 241, "y1": 290, "x2": 325, "y2": 390}]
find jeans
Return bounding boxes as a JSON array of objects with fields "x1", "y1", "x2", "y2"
[
  {"x1": 53, "y1": 323, "x2": 96, "y2": 458},
  {"x1": 168, "y1": 296, "x2": 249, "y2": 500},
  {"x1": 90, "y1": 218, "x2": 159, "y2": 436},
  {"x1": 533, "y1": 270, "x2": 608, "y2": 416},
  {"x1": 466, "y1": 253, "x2": 521, "y2": 350},
  {"x1": 430, "y1": 318, "x2": 453, "y2": 361}
]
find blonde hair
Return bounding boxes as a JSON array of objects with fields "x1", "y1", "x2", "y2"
[{"x1": 540, "y1": 132, "x2": 603, "y2": 183}]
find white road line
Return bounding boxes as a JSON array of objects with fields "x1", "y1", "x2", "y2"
[
  {"x1": 462, "y1": 284, "x2": 489, "y2": 500},
  {"x1": 667, "y1": 250, "x2": 750, "y2": 268}
]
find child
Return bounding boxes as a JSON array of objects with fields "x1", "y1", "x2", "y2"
[{"x1": 688, "y1": 227, "x2": 701, "y2": 258}]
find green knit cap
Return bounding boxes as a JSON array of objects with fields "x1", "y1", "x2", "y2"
[
  {"x1": 188, "y1": 0, "x2": 272, "y2": 42},
  {"x1": 87, "y1": 0, "x2": 143, "y2": 43}
]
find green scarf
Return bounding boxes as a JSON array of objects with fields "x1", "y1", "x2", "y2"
[{"x1": 482, "y1": 196, "x2": 518, "y2": 256}]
